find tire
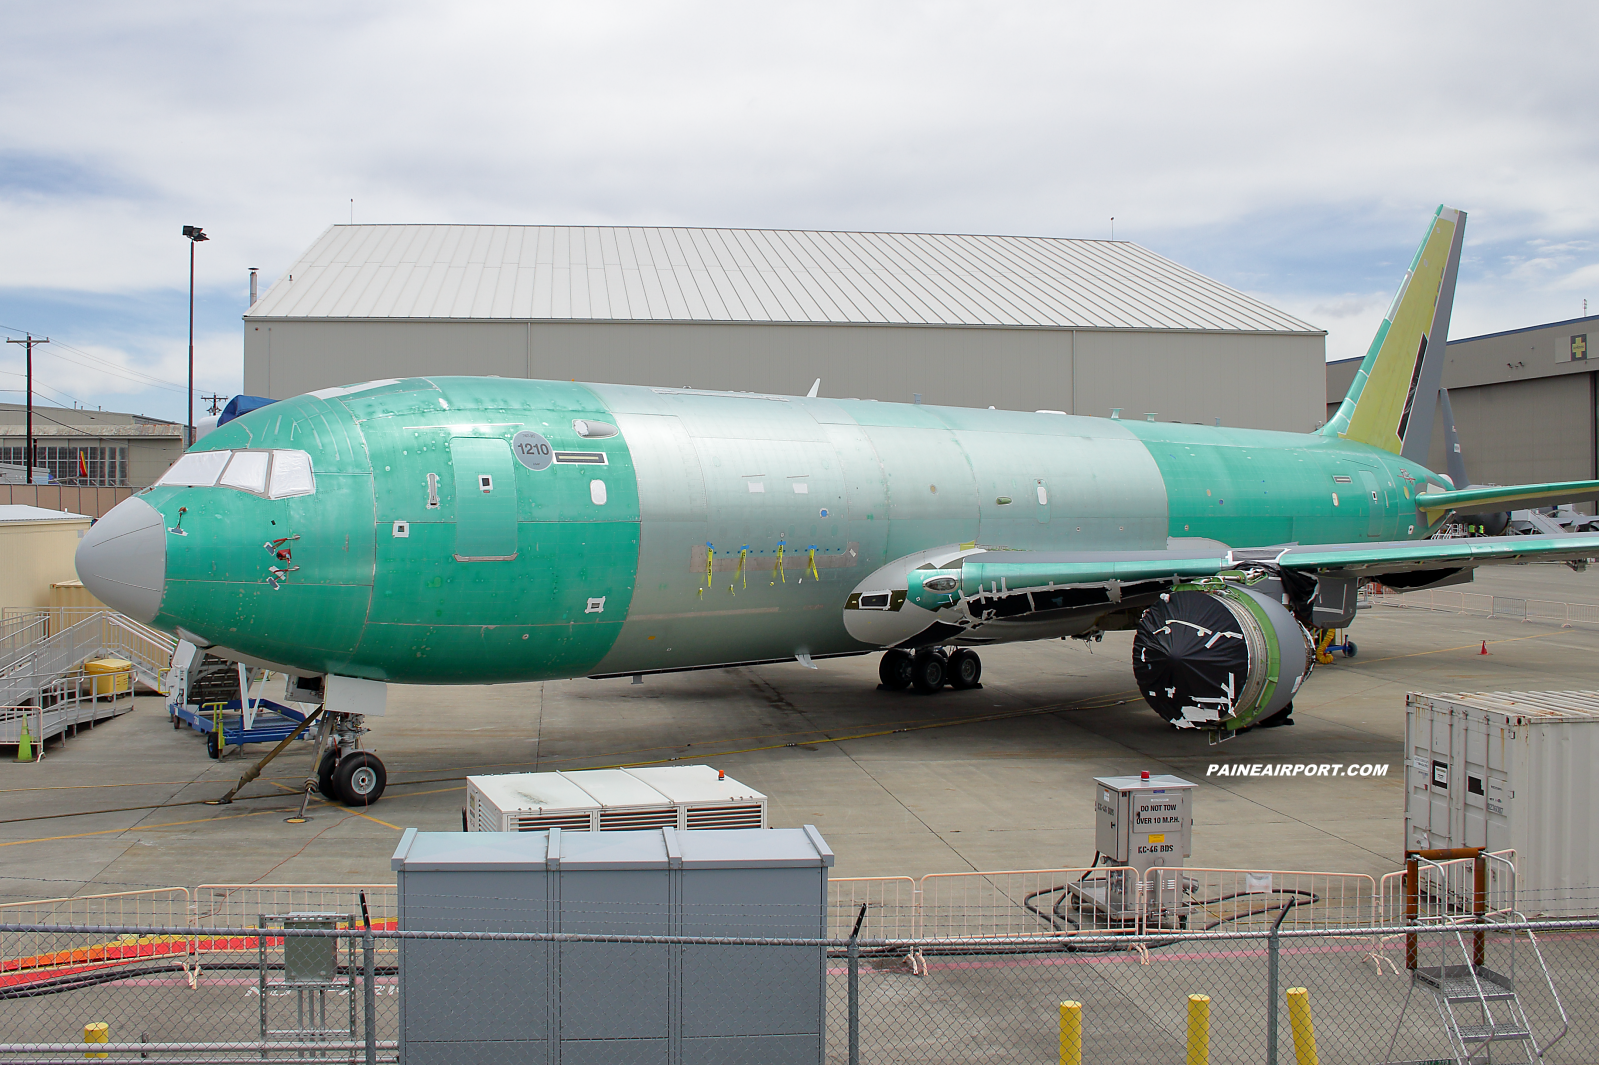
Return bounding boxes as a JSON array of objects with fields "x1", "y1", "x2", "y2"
[
  {"x1": 878, "y1": 650, "x2": 914, "y2": 690},
  {"x1": 206, "y1": 731, "x2": 221, "y2": 759},
  {"x1": 316, "y1": 750, "x2": 339, "y2": 798},
  {"x1": 333, "y1": 751, "x2": 387, "y2": 806},
  {"x1": 1343, "y1": 641, "x2": 1357, "y2": 658},
  {"x1": 948, "y1": 649, "x2": 982, "y2": 689},
  {"x1": 911, "y1": 652, "x2": 947, "y2": 694}
]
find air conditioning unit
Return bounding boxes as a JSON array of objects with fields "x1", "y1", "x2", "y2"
[{"x1": 466, "y1": 765, "x2": 767, "y2": 833}]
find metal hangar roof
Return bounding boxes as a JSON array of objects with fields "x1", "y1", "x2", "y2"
[{"x1": 250, "y1": 224, "x2": 1319, "y2": 334}]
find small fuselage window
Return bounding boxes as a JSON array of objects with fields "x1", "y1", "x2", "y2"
[{"x1": 156, "y1": 449, "x2": 316, "y2": 499}]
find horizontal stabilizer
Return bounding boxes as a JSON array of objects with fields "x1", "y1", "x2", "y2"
[{"x1": 1416, "y1": 479, "x2": 1599, "y2": 519}]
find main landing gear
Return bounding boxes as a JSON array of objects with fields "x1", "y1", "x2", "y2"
[
  {"x1": 878, "y1": 648, "x2": 982, "y2": 694},
  {"x1": 311, "y1": 712, "x2": 387, "y2": 806}
]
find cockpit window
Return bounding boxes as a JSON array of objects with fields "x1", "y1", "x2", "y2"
[
  {"x1": 267, "y1": 450, "x2": 315, "y2": 498},
  {"x1": 156, "y1": 451, "x2": 231, "y2": 487},
  {"x1": 219, "y1": 450, "x2": 270, "y2": 493},
  {"x1": 156, "y1": 449, "x2": 315, "y2": 499}
]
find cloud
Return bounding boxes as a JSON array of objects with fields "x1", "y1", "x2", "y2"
[{"x1": 2, "y1": 0, "x2": 1597, "y2": 408}]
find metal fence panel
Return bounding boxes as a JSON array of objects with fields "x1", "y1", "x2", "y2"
[
  {"x1": 1, "y1": 920, "x2": 1596, "y2": 1064},
  {"x1": 917, "y1": 868, "x2": 1144, "y2": 940},
  {"x1": 1144, "y1": 867, "x2": 1379, "y2": 932},
  {"x1": 827, "y1": 877, "x2": 919, "y2": 940}
]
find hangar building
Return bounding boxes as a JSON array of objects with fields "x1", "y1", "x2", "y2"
[
  {"x1": 244, "y1": 225, "x2": 1325, "y2": 431},
  {"x1": 1327, "y1": 313, "x2": 1599, "y2": 487}
]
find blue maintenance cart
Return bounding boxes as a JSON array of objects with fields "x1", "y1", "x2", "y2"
[{"x1": 171, "y1": 697, "x2": 315, "y2": 759}]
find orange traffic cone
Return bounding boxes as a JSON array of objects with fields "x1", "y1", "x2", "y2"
[{"x1": 1478, "y1": 641, "x2": 1490, "y2": 655}]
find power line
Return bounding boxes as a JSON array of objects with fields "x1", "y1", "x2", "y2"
[
  {"x1": 0, "y1": 375, "x2": 86, "y2": 409},
  {"x1": 0, "y1": 320, "x2": 197, "y2": 393}
]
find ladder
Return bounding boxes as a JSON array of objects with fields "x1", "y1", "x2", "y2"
[{"x1": 1386, "y1": 851, "x2": 1569, "y2": 1064}]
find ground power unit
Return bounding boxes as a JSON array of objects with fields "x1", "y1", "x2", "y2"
[
  {"x1": 466, "y1": 765, "x2": 766, "y2": 833},
  {"x1": 1067, "y1": 773, "x2": 1196, "y2": 926}
]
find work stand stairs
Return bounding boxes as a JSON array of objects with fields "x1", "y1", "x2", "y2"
[{"x1": 1387, "y1": 849, "x2": 1569, "y2": 1065}]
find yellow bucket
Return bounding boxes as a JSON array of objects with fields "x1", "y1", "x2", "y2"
[{"x1": 84, "y1": 658, "x2": 132, "y2": 696}]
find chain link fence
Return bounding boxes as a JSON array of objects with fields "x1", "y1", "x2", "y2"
[{"x1": 3, "y1": 914, "x2": 1595, "y2": 1064}]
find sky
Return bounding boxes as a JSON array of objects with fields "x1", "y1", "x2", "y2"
[{"x1": 2, "y1": 1, "x2": 1595, "y2": 425}]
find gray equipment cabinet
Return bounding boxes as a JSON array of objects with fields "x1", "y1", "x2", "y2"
[{"x1": 392, "y1": 825, "x2": 834, "y2": 1065}]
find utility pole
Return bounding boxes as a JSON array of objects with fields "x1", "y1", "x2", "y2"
[
  {"x1": 203, "y1": 393, "x2": 228, "y2": 415},
  {"x1": 5, "y1": 335, "x2": 50, "y2": 484},
  {"x1": 183, "y1": 225, "x2": 209, "y2": 446}
]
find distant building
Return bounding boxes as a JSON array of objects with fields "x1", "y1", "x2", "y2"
[
  {"x1": 245, "y1": 224, "x2": 1327, "y2": 432},
  {"x1": 1327, "y1": 314, "x2": 1599, "y2": 488},
  {"x1": 0, "y1": 403, "x2": 185, "y2": 489},
  {"x1": 0, "y1": 505, "x2": 93, "y2": 608}
]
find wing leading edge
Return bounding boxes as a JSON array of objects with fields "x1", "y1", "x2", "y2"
[{"x1": 905, "y1": 534, "x2": 1599, "y2": 611}]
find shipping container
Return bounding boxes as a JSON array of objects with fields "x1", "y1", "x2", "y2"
[{"x1": 1406, "y1": 690, "x2": 1599, "y2": 916}]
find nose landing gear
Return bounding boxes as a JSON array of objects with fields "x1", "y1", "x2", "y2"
[{"x1": 877, "y1": 648, "x2": 982, "y2": 694}]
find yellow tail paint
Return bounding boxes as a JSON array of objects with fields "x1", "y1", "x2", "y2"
[{"x1": 1324, "y1": 206, "x2": 1465, "y2": 458}]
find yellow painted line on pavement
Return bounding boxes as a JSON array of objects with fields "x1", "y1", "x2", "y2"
[{"x1": 1364, "y1": 630, "x2": 1565, "y2": 663}]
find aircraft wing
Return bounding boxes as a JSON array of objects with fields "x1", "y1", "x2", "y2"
[
  {"x1": 1417, "y1": 478, "x2": 1599, "y2": 521},
  {"x1": 907, "y1": 533, "x2": 1599, "y2": 610},
  {"x1": 1277, "y1": 532, "x2": 1599, "y2": 577}
]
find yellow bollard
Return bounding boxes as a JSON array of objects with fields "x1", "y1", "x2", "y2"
[
  {"x1": 1058, "y1": 1000, "x2": 1082, "y2": 1065},
  {"x1": 1286, "y1": 987, "x2": 1319, "y2": 1065},
  {"x1": 1186, "y1": 994, "x2": 1210, "y2": 1065},
  {"x1": 83, "y1": 1022, "x2": 108, "y2": 1058}
]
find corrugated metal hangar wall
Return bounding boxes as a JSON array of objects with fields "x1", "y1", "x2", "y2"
[
  {"x1": 245, "y1": 225, "x2": 1327, "y2": 432},
  {"x1": 1327, "y1": 314, "x2": 1599, "y2": 487}
]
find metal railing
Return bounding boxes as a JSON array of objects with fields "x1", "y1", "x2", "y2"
[
  {"x1": 0, "y1": 612, "x2": 51, "y2": 664},
  {"x1": 0, "y1": 610, "x2": 175, "y2": 752},
  {"x1": 1366, "y1": 585, "x2": 1599, "y2": 627},
  {"x1": 835, "y1": 865, "x2": 1386, "y2": 943},
  {"x1": 100, "y1": 612, "x2": 176, "y2": 691},
  {"x1": 0, "y1": 889, "x2": 195, "y2": 987},
  {"x1": 827, "y1": 876, "x2": 919, "y2": 940},
  {"x1": 0, "y1": 667, "x2": 138, "y2": 750},
  {"x1": 194, "y1": 884, "x2": 397, "y2": 932},
  {"x1": 1379, "y1": 849, "x2": 1517, "y2": 923}
]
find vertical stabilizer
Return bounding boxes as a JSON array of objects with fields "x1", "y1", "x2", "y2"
[
  {"x1": 1438, "y1": 387, "x2": 1469, "y2": 489},
  {"x1": 1322, "y1": 206, "x2": 1466, "y2": 455}
]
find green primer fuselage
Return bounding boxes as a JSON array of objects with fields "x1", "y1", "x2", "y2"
[{"x1": 144, "y1": 376, "x2": 1442, "y2": 683}]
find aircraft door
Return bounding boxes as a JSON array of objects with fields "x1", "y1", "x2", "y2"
[
  {"x1": 1358, "y1": 471, "x2": 1382, "y2": 538},
  {"x1": 451, "y1": 437, "x2": 519, "y2": 561}
]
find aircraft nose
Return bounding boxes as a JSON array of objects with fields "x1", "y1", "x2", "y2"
[{"x1": 75, "y1": 497, "x2": 167, "y2": 624}]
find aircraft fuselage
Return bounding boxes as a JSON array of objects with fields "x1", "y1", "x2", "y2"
[{"x1": 107, "y1": 376, "x2": 1444, "y2": 683}]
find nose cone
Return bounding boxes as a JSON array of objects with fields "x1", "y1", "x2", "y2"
[{"x1": 76, "y1": 497, "x2": 167, "y2": 624}]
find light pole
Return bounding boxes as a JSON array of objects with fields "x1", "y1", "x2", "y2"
[{"x1": 182, "y1": 225, "x2": 209, "y2": 446}]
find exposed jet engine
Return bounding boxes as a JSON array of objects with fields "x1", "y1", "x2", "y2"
[{"x1": 1132, "y1": 577, "x2": 1315, "y2": 732}]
